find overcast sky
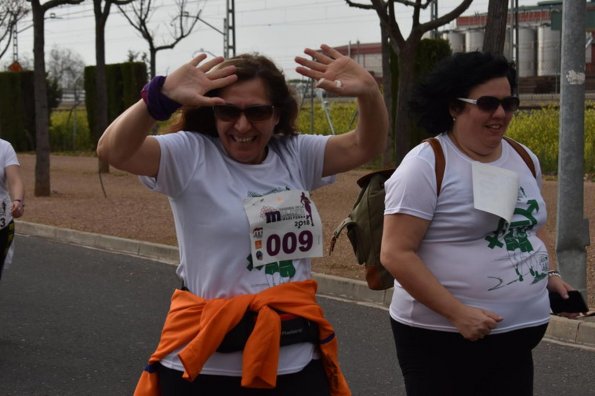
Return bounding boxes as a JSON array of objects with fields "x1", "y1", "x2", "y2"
[{"x1": 14, "y1": 0, "x2": 539, "y2": 79}]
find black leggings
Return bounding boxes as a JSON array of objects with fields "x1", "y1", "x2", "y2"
[
  {"x1": 0, "y1": 220, "x2": 14, "y2": 280},
  {"x1": 390, "y1": 318, "x2": 548, "y2": 396},
  {"x1": 158, "y1": 359, "x2": 330, "y2": 396}
]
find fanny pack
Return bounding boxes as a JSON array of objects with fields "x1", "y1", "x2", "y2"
[{"x1": 217, "y1": 310, "x2": 319, "y2": 353}]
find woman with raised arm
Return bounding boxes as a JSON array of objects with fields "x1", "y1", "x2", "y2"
[{"x1": 97, "y1": 45, "x2": 387, "y2": 396}]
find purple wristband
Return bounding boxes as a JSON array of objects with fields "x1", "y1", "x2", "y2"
[{"x1": 140, "y1": 76, "x2": 182, "y2": 121}]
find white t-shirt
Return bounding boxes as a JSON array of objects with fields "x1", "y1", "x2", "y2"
[
  {"x1": 384, "y1": 133, "x2": 550, "y2": 334},
  {"x1": 0, "y1": 139, "x2": 19, "y2": 229},
  {"x1": 0, "y1": 139, "x2": 19, "y2": 269},
  {"x1": 141, "y1": 131, "x2": 334, "y2": 376}
]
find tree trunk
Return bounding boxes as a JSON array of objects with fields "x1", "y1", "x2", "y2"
[
  {"x1": 150, "y1": 48, "x2": 157, "y2": 79},
  {"x1": 94, "y1": 0, "x2": 110, "y2": 173},
  {"x1": 31, "y1": 0, "x2": 51, "y2": 196},
  {"x1": 394, "y1": 42, "x2": 419, "y2": 165},
  {"x1": 381, "y1": 22, "x2": 394, "y2": 168},
  {"x1": 483, "y1": 0, "x2": 509, "y2": 55}
]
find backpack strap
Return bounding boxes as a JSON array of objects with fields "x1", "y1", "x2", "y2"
[
  {"x1": 424, "y1": 136, "x2": 535, "y2": 197},
  {"x1": 329, "y1": 217, "x2": 355, "y2": 255},
  {"x1": 503, "y1": 136, "x2": 537, "y2": 178},
  {"x1": 424, "y1": 137, "x2": 446, "y2": 197}
]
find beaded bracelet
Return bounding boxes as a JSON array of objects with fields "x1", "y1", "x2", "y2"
[
  {"x1": 140, "y1": 76, "x2": 182, "y2": 121},
  {"x1": 547, "y1": 270, "x2": 561, "y2": 279}
]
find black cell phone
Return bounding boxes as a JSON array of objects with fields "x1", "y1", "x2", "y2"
[{"x1": 549, "y1": 290, "x2": 589, "y2": 314}]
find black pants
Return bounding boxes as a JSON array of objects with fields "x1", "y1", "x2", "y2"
[
  {"x1": 390, "y1": 318, "x2": 548, "y2": 396},
  {"x1": 0, "y1": 220, "x2": 15, "y2": 280},
  {"x1": 158, "y1": 359, "x2": 330, "y2": 396}
]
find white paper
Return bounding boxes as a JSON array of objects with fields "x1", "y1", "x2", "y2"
[{"x1": 472, "y1": 162, "x2": 519, "y2": 223}]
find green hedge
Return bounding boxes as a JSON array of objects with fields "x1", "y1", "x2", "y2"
[
  {"x1": 0, "y1": 71, "x2": 35, "y2": 151},
  {"x1": 84, "y1": 62, "x2": 147, "y2": 147}
]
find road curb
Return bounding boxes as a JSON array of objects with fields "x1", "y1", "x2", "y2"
[{"x1": 15, "y1": 220, "x2": 595, "y2": 349}]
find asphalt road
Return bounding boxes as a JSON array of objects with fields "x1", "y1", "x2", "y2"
[{"x1": 0, "y1": 235, "x2": 593, "y2": 396}]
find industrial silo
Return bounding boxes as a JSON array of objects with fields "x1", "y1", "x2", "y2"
[
  {"x1": 443, "y1": 31, "x2": 465, "y2": 53},
  {"x1": 503, "y1": 28, "x2": 513, "y2": 61},
  {"x1": 518, "y1": 27, "x2": 537, "y2": 77},
  {"x1": 465, "y1": 30, "x2": 484, "y2": 52},
  {"x1": 537, "y1": 25, "x2": 561, "y2": 76},
  {"x1": 586, "y1": 32, "x2": 592, "y2": 64}
]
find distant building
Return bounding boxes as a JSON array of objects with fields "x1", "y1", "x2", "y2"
[
  {"x1": 451, "y1": 2, "x2": 588, "y2": 76},
  {"x1": 333, "y1": 42, "x2": 383, "y2": 84},
  {"x1": 332, "y1": 2, "x2": 595, "y2": 94},
  {"x1": 445, "y1": 1, "x2": 595, "y2": 92}
]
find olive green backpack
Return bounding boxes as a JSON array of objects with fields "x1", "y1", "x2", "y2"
[{"x1": 329, "y1": 136, "x2": 535, "y2": 291}]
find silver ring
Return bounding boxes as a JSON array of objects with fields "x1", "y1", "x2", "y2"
[{"x1": 335, "y1": 80, "x2": 343, "y2": 88}]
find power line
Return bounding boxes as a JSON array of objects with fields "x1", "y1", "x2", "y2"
[{"x1": 10, "y1": 0, "x2": 389, "y2": 75}]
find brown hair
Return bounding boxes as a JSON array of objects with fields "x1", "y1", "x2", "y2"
[{"x1": 168, "y1": 53, "x2": 299, "y2": 137}]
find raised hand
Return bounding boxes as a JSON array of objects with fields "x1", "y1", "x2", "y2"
[
  {"x1": 294, "y1": 44, "x2": 378, "y2": 97},
  {"x1": 161, "y1": 54, "x2": 238, "y2": 108}
]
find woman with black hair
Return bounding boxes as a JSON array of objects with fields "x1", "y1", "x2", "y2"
[{"x1": 380, "y1": 51, "x2": 577, "y2": 396}]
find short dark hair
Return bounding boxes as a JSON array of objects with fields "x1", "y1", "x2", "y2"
[
  {"x1": 169, "y1": 53, "x2": 299, "y2": 137},
  {"x1": 409, "y1": 51, "x2": 518, "y2": 134}
]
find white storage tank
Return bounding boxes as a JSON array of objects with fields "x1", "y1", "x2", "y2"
[
  {"x1": 586, "y1": 32, "x2": 592, "y2": 63},
  {"x1": 518, "y1": 27, "x2": 537, "y2": 77},
  {"x1": 503, "y1": 28, "x2": 513, "y2": 61},
  {"x1": 443, "y1": 31, "x2": 465, "y2": 53},
  {"x1": 537, "y1": 25, "x2": 560, "y2": 76},
  {"x1": 465, "y1": 30, "x2": 484, "y2": 52}
]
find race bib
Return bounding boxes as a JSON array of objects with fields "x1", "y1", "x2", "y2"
[
  {"x1": 0, "y1": 198, "x2": 11, "y2": 229},
  {"x1": 244, "y1": 190, "x2": 323, "y2": 265}
]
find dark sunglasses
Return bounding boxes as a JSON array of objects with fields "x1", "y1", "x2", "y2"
[
  {"x1": 457, "y1": 96, "x2": 520, "y2": 113},
  {"x1": 212, "y1": 104, "x2": 275, "y2": 122}
]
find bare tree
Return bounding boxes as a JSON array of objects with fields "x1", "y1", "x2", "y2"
[
  {"x1": 28, "y1": 0, "x2": 84, "y2": 196},
  {"x1": 346, "y1": 0, "x2": 472, "y2": 165},
  {"x1": 118, "y1": 0, "x2": 203, "y2": 78},
  {"x1": 483, "y1": 0, "x2": 509, "y2": 55},
  {"x1": 0, "y1": 0, "x2": 29, "y2": 61},
  {"x1": 46, "y1": 46, "x2": 85, "y2": 96},
  {"x1": 93, "y1": 0, "x2": 134, "y2": 174}
]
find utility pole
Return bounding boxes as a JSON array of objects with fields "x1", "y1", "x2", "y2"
[
  {"x1": 431, "y1": 0, "x2": 438, "y2": 38},
  {"x1": 556, "y1": 0, "x2": 590, "y2": 300},
  {"x1": 513, "y1": 0, "x2": 519, "y2": 68},
  {"x1": 12, "y1": 23, "x2": 18, "y2": 62},
  {"x1": 183, "y1": 0, "x2": 235, "y2": 58},
  {"x1": 225, "y1": 0, "x2": 236, "y2": 58}
]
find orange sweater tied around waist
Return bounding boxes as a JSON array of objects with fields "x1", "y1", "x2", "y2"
[{"x1": 133, "y1": 280, "x2": 350, "y2": 396}]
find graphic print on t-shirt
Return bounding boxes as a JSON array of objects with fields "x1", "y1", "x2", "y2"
[
  {"x1": 246, "y1": 253, "x2": 296, "y2": 287},
  {"x1": 484, "y1": 186, "x2": 549, "y2": 291}
]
